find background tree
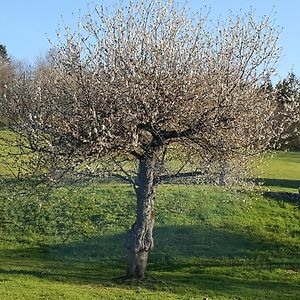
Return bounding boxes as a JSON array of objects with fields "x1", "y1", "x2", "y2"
[
  {"x1": 0, "y1": 44, "x2": 9, "y2": 63},
  {"x1": 0, "y1": 44, "x2": 14, "y2": 127},
  {"x1": 275, "y1": 72, "x2": 300, "y2": 150},
  {"x1": 0, "y1": 1, "x2": 285, "y2": 279}
]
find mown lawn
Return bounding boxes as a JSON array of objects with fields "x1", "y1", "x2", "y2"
[
  {"x1": 256, "y1": 151, "x2": 300, "y2": 191},
  {"x1": 0, "y1": 152, "x2": 299, "y2": 299}
]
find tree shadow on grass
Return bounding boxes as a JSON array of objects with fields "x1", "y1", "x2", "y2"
[
  {"x1": 0, "y1": 225, "x2": 299, "y2": 299},
  {"x1": 254, "y1": 178, "x2": 300, "y2": 189},
  {"x1": 263, "y1": 191, "x2": 300, "y2": 207}
]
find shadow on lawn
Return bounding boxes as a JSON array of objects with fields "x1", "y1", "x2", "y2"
[
  {"x1": 254, "y1": 177, "x2": 300, "y2": 189},
  {"x1": 264, "y1": 191, "x2": 300, "y2": 207},
  {"x1": 0, "y1": 225, "x2": 299, "y2": 298}
]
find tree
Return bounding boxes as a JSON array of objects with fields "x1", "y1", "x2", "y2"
[
  {"x1": 0, "y1": 44, "x2": 14, "y2": 126},
  {"x1": 0, "y1": 44, "x2": 9, "y2": 63},
  {"x1": 275, "y1": 72, "x2": 300, "y2": 150},
  {"x1": 0, "y1": 1, "x2": 284, "y2": 279}
]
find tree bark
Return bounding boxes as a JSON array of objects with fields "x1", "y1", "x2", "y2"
[{"x1": 125, "y1": 154, "x2": 155, "y2": 279}]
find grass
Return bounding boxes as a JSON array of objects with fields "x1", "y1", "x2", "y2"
[
  {"x1": 0, "y1": 152, "x2": 299, "y2": 299},
  {"x1": 263, "y1": 152, "x2": 300, "y2": 180},
  {"x1": 255, "y1": 151, "x2": 300, "y2": 191},
  {"x1": 0, "y1": 130, "x2": 33, "y2": 178}
]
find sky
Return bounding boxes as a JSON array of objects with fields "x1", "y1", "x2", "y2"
[{"x1": 1, "y1": 0, "x2": 300, "y2": 80}]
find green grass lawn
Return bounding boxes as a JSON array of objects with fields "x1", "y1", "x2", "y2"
[
  {"x1": 0, "y1": 152, "x2": 299, "y2": 299},
  {"x1": 264, "y1": 152, "x2": 300, "y2": 179},
  {"x1": 256, "y1": 151, "x2": 300, "y2": 191}
]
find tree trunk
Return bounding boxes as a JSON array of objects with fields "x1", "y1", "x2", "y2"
[
  {"x1": 125, "y1": 154, "x2": 155, "y2": 279},
  {"x1": 219, "y1": 159, "x2": 227, "y2": 186}
]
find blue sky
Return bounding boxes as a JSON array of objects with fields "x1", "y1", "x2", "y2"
[{"x1": 1, "y1": 1, "x2": 299, "y2": 79}]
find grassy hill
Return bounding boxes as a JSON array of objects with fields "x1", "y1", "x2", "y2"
[{"x1": 0, "y1": 152, "x2": 299, "y2": 299}]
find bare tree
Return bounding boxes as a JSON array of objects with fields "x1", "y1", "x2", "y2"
[{"x1": 0, "y1": 1, "x2": 286, "y2": 279}]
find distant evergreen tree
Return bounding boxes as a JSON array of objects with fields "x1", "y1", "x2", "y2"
[
  {"x1": 0, "y1": 44, "x2": 9, "y2": 62},
  {"x1": 0, "y1": 44, "x2": 13, "y2": 127},
  {"x1": 261, "y1": 76, "x2": 273, "y2": 92},
  {"x1": 275, "y1": 73, "x2": 300, "y2": 150},
  {"x1": 276, "y1": 72, "x2": 299, "y2": 103}
]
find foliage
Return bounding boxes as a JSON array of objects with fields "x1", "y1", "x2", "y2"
[
  {"x1": 0, "y1": 45, "x2": 14, "y2": 127},
  {"x1": 0, "y1": 44, "x2": 9, "y2": 63},
  {"x1": 275, "y1": 73, "x2": 300, "y2": 150}
]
